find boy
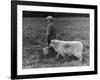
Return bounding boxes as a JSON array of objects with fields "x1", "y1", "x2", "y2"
[{"x1": 45, "y1": 16, "x2": 56, "y2": 46}]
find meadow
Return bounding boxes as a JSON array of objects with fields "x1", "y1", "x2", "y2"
[{"x1": 22, "y1": 17, "x2": 90, "y2": 69}]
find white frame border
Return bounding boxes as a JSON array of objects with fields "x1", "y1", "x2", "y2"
[{"x1": 17, "y1": 5, "x2": 95, "y2": 75}]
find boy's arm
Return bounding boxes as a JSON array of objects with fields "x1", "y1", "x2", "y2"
[{"x1": 47, "y1": 26, "x2": 51, "y2": 35}]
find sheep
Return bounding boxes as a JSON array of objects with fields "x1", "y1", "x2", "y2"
[{"x1": 50, "y1": 39, "x2": 83, "y2": 61}]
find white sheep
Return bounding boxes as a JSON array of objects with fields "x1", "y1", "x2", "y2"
[{"x1": 50, "y1": 39, "x2": 83, "y2": 61}]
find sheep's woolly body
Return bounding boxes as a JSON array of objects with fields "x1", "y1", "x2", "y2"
[{"x1": 50, "y1": 40, "x2": 83, "y2": 61}]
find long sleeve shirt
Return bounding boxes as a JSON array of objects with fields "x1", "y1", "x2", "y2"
[{"x1": 45, "y1": 22, "x2": 56, "y2": 44}]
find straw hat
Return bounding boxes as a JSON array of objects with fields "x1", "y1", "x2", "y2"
[{"x1": 45, "y1": 16, "x2": 54, "y2": 20}]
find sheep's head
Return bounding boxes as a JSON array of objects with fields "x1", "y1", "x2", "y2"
[{"x1": 50, "y1": 39, "x2": 59, "y2": 48}]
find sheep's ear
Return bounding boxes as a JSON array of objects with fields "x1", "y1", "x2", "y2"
[
  {"x1": 52, "y1": 42, "x2": 56, "y2": 44},
  {"x1": 54, "y1": 41, "x2": 59, "y2": 45},
  {"x1": 51, "y1": 40, "x2": 55, "y2": 43},
  {"x1": 51, "y1": 40, "x2": 59, "y2": 45}
]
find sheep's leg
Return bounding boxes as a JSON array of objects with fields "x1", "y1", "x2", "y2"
[
  {"x1": 78, "y1": 56, "x2": 82, "y2": 61},
  {"x1": 61, "y1": 53, "x2": 65, "y2": 60},
  {"x1": 74, "y1": 50, "x2": 82, "y2": 62},
  {"x1": 75, "y1": 54, "x2": 82, "y2": 62},
  {"x1": 63, "y1": 56, "x2": 65, "y2": 61},
  {"x1": 78, "y1": 52, "x2": 82, "y2": 61},
  {"x1": 57, "y1": 53, "x2": 59, "y2": 59}
]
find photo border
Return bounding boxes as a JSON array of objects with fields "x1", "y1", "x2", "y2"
[{"x1": 11, "y1": 1, "x2": 98, "y2": 79}]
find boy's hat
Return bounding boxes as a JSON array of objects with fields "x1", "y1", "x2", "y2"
[{"x1": 45, "y1": 16, "x2": 54, "y2": 20}]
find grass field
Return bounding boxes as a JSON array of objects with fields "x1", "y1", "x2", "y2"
[{"x1": 22, "y1": 17, "x2": 90, "y2": 69}]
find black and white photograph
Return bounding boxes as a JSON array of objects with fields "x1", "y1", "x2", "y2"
[
  {"x1": 22, "y1": 11, "x2": 90, "y2": 69},
  {"x1": 11, "y1": 1, "x2": 97, "y2": 79}
]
